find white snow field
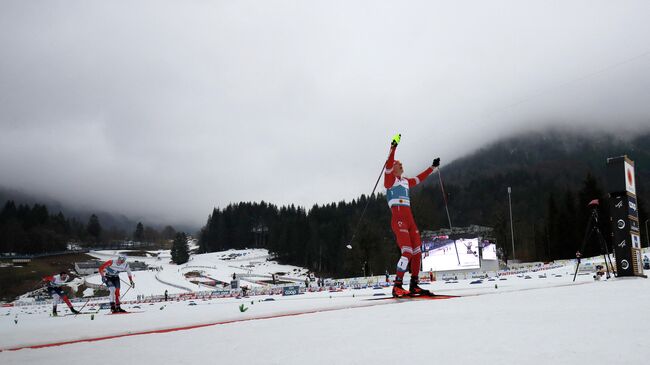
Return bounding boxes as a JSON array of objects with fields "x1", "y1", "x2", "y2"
[
  {"x1": 83, "y1": 248, "x2": 311, "y2": 300},
  {"x1": 1, "y1": 251, "x2": 649, "y2": 364}
]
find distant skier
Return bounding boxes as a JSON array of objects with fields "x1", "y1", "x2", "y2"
[
  {"x1": 43, "y1": 272, "x2": 79, "y2": 316},
  {"x1": 384, "y1": 134, "x2": 440, "y2": 297},
  {"x1": 464, "y1": 240, "x2": 473, "y2": 255},
  {"x1": 99, "y1": 254, "x2": 134, "y2": 313}
]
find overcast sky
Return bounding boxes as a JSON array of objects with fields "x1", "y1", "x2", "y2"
[{"x1": 1, "y1": 1, "x2": 650, "y2": 227}]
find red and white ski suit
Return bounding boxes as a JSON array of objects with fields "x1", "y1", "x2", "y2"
[
  {"x1": 43, "y1": 274, "x2": 74, "y2": 308},
  {"x1": 99, "y1": 259, "x2": 133, "y2": 305},
  {"x1": 384, "y1": 147, "x2": 433, "y2": 283}
]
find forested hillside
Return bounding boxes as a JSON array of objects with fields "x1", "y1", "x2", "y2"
[{"x1": 199, "y1": 130, "x2": 650, "y2": 276}]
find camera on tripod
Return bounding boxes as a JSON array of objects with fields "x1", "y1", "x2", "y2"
[{"x1": 573, "y1": 199, "x2": 616, "y2": 281}]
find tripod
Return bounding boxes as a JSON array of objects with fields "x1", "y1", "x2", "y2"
[{"x1": 573, "y1": 203, "x2": 616, "y2": 282}]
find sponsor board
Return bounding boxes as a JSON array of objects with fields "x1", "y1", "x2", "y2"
[
  {"x1": 609, "y1": 193, "x2": 634, "y2": 276},
  {"x1": 282, "y1": 286, "x2": 300, "y2": 296},
  {"x1": 211, "y1": 290, "x2": 231, "y2": 296},
  {"x1": 635, "y1": 250, "x2": 643, "y2": 274},
  {"x1": 625, "y1": 160, "x2": 636, "y2": 195},
  {"x1": 628, "y1": 195, "x2": 637, "y2": 215},
  {"x1": 631, "y1": 233, "x2": 641, "y2": 249}
]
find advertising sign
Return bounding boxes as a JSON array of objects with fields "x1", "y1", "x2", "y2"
[
  {"x1": 282, "y1": 286, "x2": 300, "y2": 296},
  {"x1": 631, "y1": 233, "x2": 641, "y2": 249},
  {"x1": 609, "y1": 192, "x2": 634, "y2": 276},
  {"x1": 628, "y1": 195, "x2": 638, "y2": 217},
  {"x1": 625, "y1": 160, "x2": 636, "y2": 195}
]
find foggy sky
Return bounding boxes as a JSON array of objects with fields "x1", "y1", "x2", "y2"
[{"x1": 1, "y1": 1, "x2": 650, "y2": 227}]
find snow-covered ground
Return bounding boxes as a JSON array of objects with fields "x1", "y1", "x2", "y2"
[
  {"x1": 2, "y1": 255, "x2": 650, "y2": 364},
  {"x1": 82, "y1": 248, "x2": 310, "y2": 300}
]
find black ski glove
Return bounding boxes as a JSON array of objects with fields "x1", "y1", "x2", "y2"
[{"x1": 432, "y1": 158, "x2": 440, "y2": 168}]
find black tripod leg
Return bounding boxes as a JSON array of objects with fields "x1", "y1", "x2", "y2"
[
  {"x1": 596, "y1": 232, "x2": 614, "y2": 278},
  {"x1": 574, "y1": 219, "x2": 594, "y2": 282},
  {"x1": 572, "y1": 261, "x2": 581, "y2": 282}
]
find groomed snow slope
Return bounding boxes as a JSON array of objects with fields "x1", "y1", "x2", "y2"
[
  {"x1": 2, "y1": 265, "x2": 649, "y2": 364},
  {"x1": 84, "y1": 249, "x2": 310, "y2": 299}
]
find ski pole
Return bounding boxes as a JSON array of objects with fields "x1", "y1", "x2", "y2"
[
  {"x1": 437, "y1": 166, "x2": 461, "y2": 265},
  {"x1": 119, "y1": 284, "x2": 132, "y2": 302},
  {"x1": 74, "y1": 298, "x2": 92, "y2": 317},
  {"x1": 119, "y1": 277, "x2": 134, "y2": 300},
  {"x1": 347, "y1": 147, "x2": 392, "y2": 249}
]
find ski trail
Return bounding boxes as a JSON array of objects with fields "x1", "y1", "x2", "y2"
[{"x1": 1, "y1": 299, "x2": 411, "y2": 352}]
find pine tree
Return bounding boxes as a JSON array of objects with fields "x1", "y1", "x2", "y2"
[
  {"x1": 161, "y1": 225, "x2": 176, "y2": 240},
  {"x1": 133, "y1": 222, "x2": 144, "y2": 242},
  {"x1": 87, "y1": 214, "x2": 102, "y2": 244},
  {"x1": 171, "y1": 232, "x2": 189, "y2": 264},
  {"x1": 545, "y1": 195, "x2": 559, "y2": 260}
]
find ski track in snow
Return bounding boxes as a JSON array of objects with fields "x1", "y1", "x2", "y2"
[{"x1": 2, "y1": 249, "x2": 649, "y2": 364}]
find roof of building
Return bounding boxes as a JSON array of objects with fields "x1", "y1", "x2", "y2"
[{"x1": 75, "y1": 261, "x2": 101, "y2": 269}]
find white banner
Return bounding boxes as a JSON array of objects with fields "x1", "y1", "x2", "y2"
[{"x1": 625, "y1": 160, "x2": 636, "y2": 195}]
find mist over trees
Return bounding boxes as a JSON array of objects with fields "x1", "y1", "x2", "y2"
[
  {"x1": 2, "y1": 130, "x2": 647, "y2": 269},
  {"x1": 198, "y1": 131, "x2": 649, "y2": 277},
  {"x1": 0, "y1": 201, "x2": 179, "y2": 254}
]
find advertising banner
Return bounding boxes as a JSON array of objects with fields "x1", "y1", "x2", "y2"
[
  {"x1": 282, "y1": 286, "x2": 300, "y2": 296},
  {"x1": 628, "y1": 195, "x2": 638, "y2": 217},
  {"x1": 631, "y1": 233, "x2": 641, "y2": 249},
  {"x1": 609, "y1": 193, "x2": 634, "y2": 276},
  {"x1": 625, "y1": 160, "x2": 636, "y2": 195}
]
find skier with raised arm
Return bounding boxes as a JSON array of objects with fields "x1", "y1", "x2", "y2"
[
  {"x1": 43, "y1": 271, "x2": 80, "y2": 316},
  {"x1": 99, "y1": 254, "x2": 134, "y2": 313},
  {"x1": 384, "y1": 134, "x2": 440, "y2": 297}
]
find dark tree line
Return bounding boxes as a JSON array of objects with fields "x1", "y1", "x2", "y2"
[
  {"x1": 198, "y1": 168, "x2": 647, "y2": 277},
  {"x1": 0, "y1": 201, "x2": 179, "y2": 254},
  {"x1": 0, "y1": 201, "x2": 97, "y2": 253},
  {"x1": 198, "y1": 198, "x2": 399, "y2": 277}
]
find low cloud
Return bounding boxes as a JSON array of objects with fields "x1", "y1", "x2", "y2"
[{"x1": 1, "y1": 0, "x2": 649, "y2": 225}]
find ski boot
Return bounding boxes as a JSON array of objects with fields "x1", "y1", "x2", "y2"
[
  {"x1": 392, "y1": 284, "x2": 410, "y2": 298},
  {"x1": 110, "y1": 303, "x2": 117, "y2": 313},
  {"x1": 52, "y1": 307, "x2": 58, "y2": 317},
  {"x1": 70, "y1": 307, "x2": 80, "y2": 314},
  {"x1": 409, "y1": 279, "x2": 435, "y2": 297},
  {"x1": 114, "y1": 305, "x2": 127, "y2": 313}
]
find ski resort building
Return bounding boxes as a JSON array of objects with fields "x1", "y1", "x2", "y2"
[{"x1": 74, "y1": 261, "x2": 101, "y2": 275}]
